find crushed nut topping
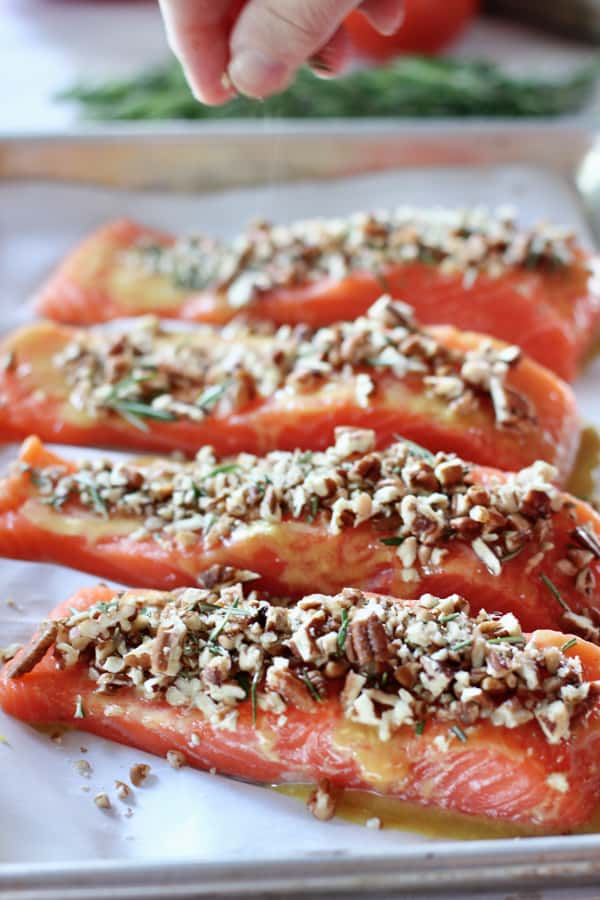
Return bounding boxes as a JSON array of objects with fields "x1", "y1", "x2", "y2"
[
  {"x1": 11, "y1": 578, "x2": 599, "y2": 746},
  {"x1": 115, "y1": 780, "x2": 131, "y2": 801},
  {"x1": 130, "y1": 207, "x2": 578, "y2": 308},
  {"x1": 52, "y1": 297, "x2": 527, "y2": 430},
  {"x1": 166, "y1": 750, "x2": 186, "y2": 769},
  {"x1": 20, "y1": 428, "x2": 594, "y2": 607},
  {"x1": 94, "y1": 792, "x2": 111, "y2": 810},
  {"x1": 130, "y1": 763, "x2": 151, "y2": 786},
  {"x1": 307, "y1": 779, "x2": 336, "y2": 821}
]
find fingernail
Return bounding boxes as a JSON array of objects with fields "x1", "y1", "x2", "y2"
[
  {"x1": 378, "y1": 10, "x2": 404, "y2": 36},
  {"x1": 228, "y1": 49, "x2": 288, "y2": 98}
]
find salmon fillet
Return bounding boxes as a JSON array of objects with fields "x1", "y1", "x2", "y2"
[
  {"x1": 0, "y1": 297, "x2": 579, "y2": 478},
  {"x1": 1, "y1": 430, "x2": 599, "y2": 637},
  {"x1": 34, "y1": 211, "x2": 600, "y2": 382},
  {"x1": 2, "y1": 580, "x2": 600, "y2": 831}
]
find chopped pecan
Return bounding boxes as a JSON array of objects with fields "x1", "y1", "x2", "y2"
[
  {"x1": 346, "y1": 614, "x2": 389, "y2": 670},
  {"x1": 6, "y1": 620, "x2": 58, "y2": 679},
  {"x1": 266, "y1": 666, "x2": 316, "y2": 712},
  {"x1": 571, "y1": 526, "x2": 600, "y2": 559},
  {"x1": 307, "y1": 779, "x2": 336, "y2": 821},
  {"x1": 197, "y1": 565, "x2": 259, "y2": 590},
  {"x1": 130, "y1": 763, "x2": 151, "y2": 786},
  {"x1": 521, "y1": 489, "x2": 552, "y2": 520}
]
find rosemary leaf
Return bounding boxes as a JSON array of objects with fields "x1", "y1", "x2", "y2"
[
  {"x1": 380, "y1": 536, "x2": 405, "y2": 546},
  {"x1": 208, "y1": 597, "x2": 239, "y2": 645},
  {"x1": 196, "y1": 381, "x2": 229, "y2": 411},
  {"x1": 450, "y1": 724, "x2": 468, "y2": 743},
  {"x1": 107, "y1": 399, "x2": 177, "y2": 425},
  {"x1": 540, "y1": 574, "x2": 571, "y2": 612},
  {"x1": 561, "y1": 637, "x2": 578, "y2": 652},
  {"x1": 487, "y1": 635, "x2": 525, "y2": 645},
  {"x1": 337, "y1": 609, "x2": 349, "y2": 652},
  {"x1": 201, "y1": 463, "x2": 241, "y2": 481},
  {"x1": 251, "y1": 668, "x2": 261, "y2": 726},
  {"x1": 303, "y1": 672, "x2": 322, "y2": 702}
]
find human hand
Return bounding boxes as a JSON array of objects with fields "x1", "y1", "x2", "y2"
[{"x1": 158, "y1": 0, "x2": 404, "y2": 104}]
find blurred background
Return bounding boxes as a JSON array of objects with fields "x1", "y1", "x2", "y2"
[{"x1": 2, "y1": 0, "x2": 600, "y2": 130}]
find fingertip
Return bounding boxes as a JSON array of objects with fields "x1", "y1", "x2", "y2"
[
  {"x1": 185, "y1": 66, "x2": 236, "y2": 105},
  {"x1": 228, "y1": 50, "x2": 292, "y2": 99}
]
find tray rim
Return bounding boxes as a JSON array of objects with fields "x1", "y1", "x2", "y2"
[
  {"x1": 3, "y1": 122, "x2": 600, "y2": 895},
  {"x1": 4, "y1": 833, "x2": 600, "y2": 898}
]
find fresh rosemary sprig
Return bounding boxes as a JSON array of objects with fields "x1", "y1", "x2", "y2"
[{"x1": 58, "y1": 57, "x2": 600, "y2": 121}]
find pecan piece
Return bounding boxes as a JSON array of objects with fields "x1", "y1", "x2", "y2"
[
  {"x1": 571, "y1": 526, "x2": 600, "y2": 560},
  {"x1": 266, "y1": 666, "x2": 315, "y2": 712},
  {"x1": 307, "y1": 779, "x2": 337, "y2": 821},
  {"x1": 521, "y1": 489, "x2": 552, "y2": 520},
  {"x1": 346, "y1": 614, "x2": 389, "y2": 670},
  {"x1": 197, "y1": 565, "x2": 259, "y2": 589},
  {"x1": 6, "y1": 620, "x2": 58, "y2": 679}
]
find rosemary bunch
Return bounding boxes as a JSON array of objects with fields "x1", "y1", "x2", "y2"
[{"x1": 58, "y1": 56, "x2": 599, "y2": 120}]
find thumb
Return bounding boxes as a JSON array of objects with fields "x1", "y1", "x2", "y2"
[{"x1": 228, "y1": 0, "x2": 360, "y2": 98}]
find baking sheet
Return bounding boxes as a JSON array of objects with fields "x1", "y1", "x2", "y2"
[{"x1": 2, "y1": 164, "x2": 600, "y2": 874}]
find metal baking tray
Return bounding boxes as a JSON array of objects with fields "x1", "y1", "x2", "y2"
[{"x1": 2, "y1": 122, "x2": 600, "y2": 899}]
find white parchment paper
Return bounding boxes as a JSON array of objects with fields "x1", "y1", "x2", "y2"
[{"x1": 1, "y1": 166, "x2": 600, "y2": 866}]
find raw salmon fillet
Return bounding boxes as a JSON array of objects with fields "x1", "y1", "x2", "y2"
[
  {"x1": 34, "y1": 210, "x2": 600, "y2": 382},
  {"x1": 1, "y1": 430, "x2": 599, "y2": 638},
  {"x1": 0, "y1": 297, "x2": 579, "y2": 478},
  {"x1": 3, "y1": 581, "x2": 600, "y2": 831}
]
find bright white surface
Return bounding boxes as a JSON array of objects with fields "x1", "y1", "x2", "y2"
[
  {"x1": 0, "y1": 164, "x2": 599, "y2": 868},
  {"x1": 0, "y1": 1, "x2": 595, "y2": 132}
]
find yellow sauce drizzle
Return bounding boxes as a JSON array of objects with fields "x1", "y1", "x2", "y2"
[{"x1": 275, "y1": 784, "x2": 600, "y2": 840}]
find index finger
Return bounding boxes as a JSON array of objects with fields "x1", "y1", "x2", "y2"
[{"x1": 158, "y1": 0, "x2": 238, "y2": 105}]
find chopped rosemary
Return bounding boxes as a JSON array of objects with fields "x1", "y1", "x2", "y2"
[
  {"x1": 305, "y1": 495, "x2": 319, "y2": 523},
  {"x1": 95, "y1": 600, "x2": 119, "y2": 613},
  {"x1": 393, "y1": 435, "x2": 435, "y2": 462},
  {"x1": 298, "y1": 451, "x2": 314, "y2": 465},
  {"x1": 74, "y1": 695, "x2": 86, "y2": 719},
  {"x1": 199, "y1": 601, "x2": 254, "y2": 617},
  {"x1": 303, "y1": 672, "x2": 322, "y2": 702},
  {"x1": 561, "y1": 637, "x2": 578, "y2": 652},
  {"x1": 235, "y1": 671, "x2": 251, "y2": 698},
  {"x1": 450, "y1": 639, "x2": 471, "y2": 651},
  {"x1": 106, "y1": 372, "x2": 154, "y2": 400},
  {"x1": 487, "y1": 635, "x2": 525, "y2": 645},
  {"x1": 450, "y1": 724, "x2": 468, "y2": 743},
  {"x1": 337, "y1": 609, "x2": 349, "y2": 652},
  {"x1": 540, "y1": 574, "x2": 571, "y2": 612},
  {"x1": 74, "y1": 472, "x2": 108, "y2": 518},
  {"x1": 106, "y1": 399, "x2": 177, "y2": 427},
  {"x1": 196, "y1": 381, "x2": 230, "y2": 411},
  {"x1": 415, "y1": 720, "x2": 425, "y2": 736},
  {"x1": 208, "y1": 597, "x2": 239, "y2": 645},
  {"x1": 439, "y1": 613, "x2": 460, "y2": 624},
  {"x1": 201, "y1": 463, "x2": 241, "y2": 481},
  {"x1": 251, "y1": 667, "x2": 261, "y2": 726},
  {"x1": 380, "y1": 536, "x2": 405, "y2": 546},
  {"x1": 501, "y1": 546, "x2": 525, "y2": 562}
]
